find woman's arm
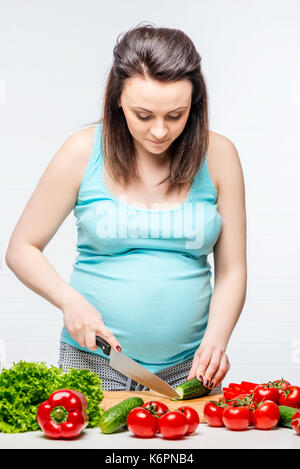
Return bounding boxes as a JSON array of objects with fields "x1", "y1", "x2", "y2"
[
  {"x1": 5, "y1": 128, "x2": 123, "y2": 352},
  {"x1": 5, "y1": 130, "x2": 90, "y2": 308},
  {"x1": 187, "y1": 134, "x2": 247, "y2": 387}
]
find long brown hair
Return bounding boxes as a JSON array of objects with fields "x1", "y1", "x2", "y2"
[{"x1": 85, "y1": 21, "x2": 209, "y2": 196}]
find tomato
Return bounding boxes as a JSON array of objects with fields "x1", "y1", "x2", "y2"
[
  {"x1": 227, "y1": 393, "x2": 252, "y2": 404},
  {"x1": 218, "y1": 397, "x2": 228, "y2": 405},
  {"x1": 252, "y1": 400, "x2": 280, "y2": 430},
  {"x1": 291, "y1": 411, "x2": 300, "y2": 435},
  {"x1": 272, "y1": 379, "x2": 290, "y2": 395},
  {"x1": 157, "y1": 411, "x2": 189, "y2": 439},
  {"x1": 253, "y1": 384, "x2": 280, "y2": 404},
  {"x1": 278, "y1": 386, "x2": 300, "y2": 408},
  {"x1": 176, "y1": 406, "x2": 200, "y2": 434},
  {"x1": 127, "y1": 407, "x2": 158, "y2": 438},
  {"x1": 142, "y1": 400, "x2": 169, "y2": 416},
  {"x1": 203, "y1": 401, "x2": 225, "y2": 427},
  {"x1": 222, "y1": 405, "x2": 251, "y2": 431},
  {"x1": 246, "y1": 401, "x2": 258, "y2": 425}
]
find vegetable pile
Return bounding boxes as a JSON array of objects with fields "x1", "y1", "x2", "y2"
[
  {"x1": 203, "y1": 378, "x2": 300, "y2": 435},
  {"x1": 99, "y1": 397, "x2": 200, "y2": 439},
  {"x1": 98, "y1": 378, "x2": 209, "y2": 439},
  {"x1": 0, "y1": 361, "x2": 104, "y2": 433}
]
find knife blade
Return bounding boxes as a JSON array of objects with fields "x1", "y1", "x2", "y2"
[{"x1": 95, "y1": 336, "x2": 181, "y2": 399}]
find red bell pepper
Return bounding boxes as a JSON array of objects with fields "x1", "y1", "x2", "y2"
[
  {"x1": 240, "y1": 381, "x2": 260, "y2": 393},
  {"x1": 228, "y1": 383, "x2": 245, "y2": 392},
  {"x1": 223, "y1": 387, "x2": 242, "y2": 394},
  {"x1": 222, "y1": 388, "x2": 245, "y2": 400},
  {"x1": 37, "y1": 389, "x2": 88, "y2": 439},
  {"x1": 228, "y1": 382, "x2": 259, "y2": 393},
  {"x1": 222, "y1": 381, "x2": 259, "y2": 401}
]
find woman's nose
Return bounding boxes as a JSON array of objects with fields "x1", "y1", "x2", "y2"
[{"x1": 150, "y1": 127, "x2": 168, "y2": 141}]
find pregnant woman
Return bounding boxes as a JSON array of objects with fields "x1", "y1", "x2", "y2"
[{"x1": 5, "y1": 24, "x2": 247, "y2": 392}]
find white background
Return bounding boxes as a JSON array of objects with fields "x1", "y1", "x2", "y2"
[{"x1": 0, "y1": 0, "x2": 299, "y2": 384}]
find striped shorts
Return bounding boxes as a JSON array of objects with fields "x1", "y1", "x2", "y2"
[{"x1": 58, "y1": 342, "x2": 222, "y2": 392}]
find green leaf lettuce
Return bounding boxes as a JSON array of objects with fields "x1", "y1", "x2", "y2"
[{"x1": 0, "y1": 361, "x2": 104, "y2": 433}]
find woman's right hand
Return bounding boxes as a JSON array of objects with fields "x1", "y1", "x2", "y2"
[{"x1": 62, "y1": 291, "x2": 122, "y2": 353}]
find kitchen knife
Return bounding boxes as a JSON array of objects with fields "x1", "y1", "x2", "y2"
[{"x1": 95, "y1": 336, "x2": 181, "y2": 399}]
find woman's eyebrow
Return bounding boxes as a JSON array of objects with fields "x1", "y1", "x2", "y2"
[{"x1": 132, "y1": 105, "x2": 188, "y2": 113}]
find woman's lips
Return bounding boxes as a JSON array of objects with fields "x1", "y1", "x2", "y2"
[{"x1": 149, "y1": 139, "x2": 168, "y2": 144}]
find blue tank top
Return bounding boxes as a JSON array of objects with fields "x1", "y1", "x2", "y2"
[{"x1": 60, "y1": 122, "x2": 223, "y2": 373}]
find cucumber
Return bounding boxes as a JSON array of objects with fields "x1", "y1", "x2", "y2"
[
  {"x1": 99, "y1": 397, "x2": 144, "y2": 434},
  {"x1": 171, "y1": 377, "x2": 211, "y2": 401},
  {"x1": 278, "y1": 405, "x2": 299, "y2": 429}
]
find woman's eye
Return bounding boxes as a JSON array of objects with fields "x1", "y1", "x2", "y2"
[{"x1": 136, "y1": 115, "x2": 181, "y2": 121}]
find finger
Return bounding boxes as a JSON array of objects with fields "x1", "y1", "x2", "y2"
[
  {"x1": 186, "y1": 352, "x2": 201, "y2": 380},
  {"x1": 209, "y1": 356, "x2": 230, "y2": 389},
  {"x1": 96, "y1": 324, "x2": 122, "y2": 353},
  {"x1": 202, "y1": 349, "x2": 223, "y2": 388},
  {"x1": 71, "y1": 324, "x2": 86, "y2": 348},
  {"x1": 84, "y1": 329, "x2": 98, "y2": 351},
  {"x1": 75, "y1": 332, "x2": 86, "y2": 349},
  {"x1": 194, "y1": 347, "x2": 213, "y2": 382}
]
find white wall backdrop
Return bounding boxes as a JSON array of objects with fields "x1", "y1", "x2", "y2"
[{"x1": 1, "y1": 0, "x2": 299, "y2": 384}]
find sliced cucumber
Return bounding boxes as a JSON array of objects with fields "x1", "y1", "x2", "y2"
[
  {"x1": 99, "y1": 397, "x2": 144, "y2": 434},
  {"x1": 278, "y1": 405, "x2": 298, "y2": 429},
  {"x1": 171, "y1": 377, "x2": 211, "y2": 400}
]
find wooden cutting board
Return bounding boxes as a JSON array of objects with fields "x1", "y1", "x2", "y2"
[{"x1": 100, "y1": 390, "x2": 223, "y2": 423}]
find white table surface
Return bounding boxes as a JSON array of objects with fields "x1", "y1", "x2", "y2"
[{"x1": 1, "y1": 424, "x2": 300, "y2": 449}]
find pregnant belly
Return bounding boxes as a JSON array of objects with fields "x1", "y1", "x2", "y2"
[{"x1": 70, "y1": 251, "x2": 212, "y2": 365}]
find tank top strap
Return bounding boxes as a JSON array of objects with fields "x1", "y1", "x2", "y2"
[
  {"x1": 191, "y1": 155, "x2": 218, "y2": 203},
  {"x1": 78, "y1": 122, "x2": 102, "y2": 189},
  {"x1": 89, "y1": 122, "x2": 102, "y2": 169}
]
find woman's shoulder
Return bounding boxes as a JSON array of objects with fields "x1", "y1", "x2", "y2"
[
  {"x1": 64, "y1": 124, "x2": 97, "y2": 158},
  {"x1": 70, "y1": 124, "x2": 97, "y2": 154},
  {"x1": 65, "y1": 125, "x2": 98, "y2": 189},
  {"x1": 206, "y1": 130, "x2": 241, "y2": 194}
]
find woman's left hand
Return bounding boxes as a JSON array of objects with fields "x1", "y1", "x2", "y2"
[{"x1": 186, "y1": 343, "x2": 230, "y2": 389}]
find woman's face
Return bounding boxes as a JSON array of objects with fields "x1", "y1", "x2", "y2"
[{"x1": 118, "y1": 75, "x2": 192, "y2": 159}]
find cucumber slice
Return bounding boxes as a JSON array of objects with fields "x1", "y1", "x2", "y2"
[
  {"x1": 171, "y1": 377, "x2": 211, "y2": 400},
  {"x1": 99, "y1": 397, "x2": 144, "y2": 434},
  {"x1": 278, "y1": 405, "x2": 298, "y2": 428}
]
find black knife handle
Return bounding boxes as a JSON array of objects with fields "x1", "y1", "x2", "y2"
[{"x1": 95, "y1": 336, "x2": 111, "y2": 356}]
